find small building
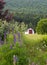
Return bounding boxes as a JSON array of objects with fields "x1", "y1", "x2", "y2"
[{"x1": 25, "y1": 28, "x2": 34, "y2": 34}]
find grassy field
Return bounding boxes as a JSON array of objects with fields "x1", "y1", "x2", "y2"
[
  {"x1": 0, "y1": 34, "x2": 47, "y2": 65},
  {"x1": 22, "y1": 34, "x2": 47, "y2": 65},
  {"x1": 23, "y1": 34, "x2": 47, "y2": 47}
]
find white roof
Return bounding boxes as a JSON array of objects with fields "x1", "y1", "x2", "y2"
[{"x1": 27, "y1": 28, "x2": 33, "y2": 30}]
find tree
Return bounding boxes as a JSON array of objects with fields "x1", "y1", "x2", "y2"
[
  {"x1": 19, "y1": 22, "x2": 28, "y2": 32},
  {"x1": 36, "y1": 19, "x2": 47, "y2": 34},
  {"x1": 0, "y1": 0, "x2": 13, "y2": 21}
]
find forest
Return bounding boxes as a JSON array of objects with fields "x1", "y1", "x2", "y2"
[
  {"x1": 4, "y1": 0, "x2": 47, "y2": 31},
  {"x1": 4, "y1": 0, "x2": 47, "y2": 14}
]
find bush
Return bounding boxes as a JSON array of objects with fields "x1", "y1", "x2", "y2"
[
  {"x1": 0, "y1": 20, "x2": 9, "y2": 41},
  {"x1": 36, "y1": 19, "x2": 47, "y2": 34},
  {"x1": 0, "y1": 43, "x2": 28, "y2": 65}
]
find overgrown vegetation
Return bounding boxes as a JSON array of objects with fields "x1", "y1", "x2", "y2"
[
  {"x1": 0, "y1": 0, "x2": 47, "y2": 65},
  {"x1": 0, "y1": 34, "x2": 47, "y2": 65}
]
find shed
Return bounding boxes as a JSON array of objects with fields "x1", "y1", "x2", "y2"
[{"x1": 25, "y1": 28, "x2": 34, "y2": 34}]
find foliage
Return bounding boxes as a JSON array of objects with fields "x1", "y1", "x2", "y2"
[
  {"x1": 36, "y1": 19, "x2": 47, "y2": 34},
  {"x1": 0, "y1": 20, "x2": 28, "y2": 42},
  {"x1": 0, "y1": 20, "x2": 10, "y2": 40},
  {"x1": 0, "y1": 0, "x2": 13, "y2": 21},
  {"x1": 14, "y1": 22, "x2": 19, "y2": 32},
  {"x1": 0, "y1": 43, "x2": 28, "y2": 65},
  {"x1": 14, "y1": 12, "x2": 47, "y2": 31},
  {"x1": 0, "y1": 34, "x2": 47, "y2": 65},
  {"x1": 19, "y1": 22, "x2": 28, "y2": 32},
  {"x1": 4, "y1": 0, "x2": 47, "y2": 14}
]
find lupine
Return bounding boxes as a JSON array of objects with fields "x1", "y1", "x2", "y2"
[
  {"x1": 17, "y1": 32, "x2": 22, "y2": 46},
  {"x1": 17, "y1": 32, "x2": 21, "y2": 41},
  {"x1": 13, "y1": 55, "x2": 16, "y2": 65},
  {"x1": 13, "y1": 55, "x2": 18, "y2": 65},
  {"x1": 13, "y1": 34, "x2": 16, "y2": 43},
  {"x1": 4, "y1": 32, "x2": 6, "y2": 39}
]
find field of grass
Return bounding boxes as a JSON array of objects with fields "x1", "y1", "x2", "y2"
[
  {"x1": 0, "y1": 34, "x2": 47, "y2": 65},
  {"x1": 22, "y1": 34, "x2": 47, "y2": 65},
  {"x1": 23, "y1": 34, "x2": 47, "y2": 45}
]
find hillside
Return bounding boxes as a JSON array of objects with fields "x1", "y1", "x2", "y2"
[{"x1": 4, "y1": 0, "x2": 47, "y2": 14}]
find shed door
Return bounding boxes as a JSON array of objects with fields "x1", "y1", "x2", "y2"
[{"x1": 29, "y1": 30, "x2": 32, "y2": 34}]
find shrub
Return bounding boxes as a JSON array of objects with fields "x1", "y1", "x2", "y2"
[{"x1": 36, "y1": 19, "x2": 47, "y2": 34}]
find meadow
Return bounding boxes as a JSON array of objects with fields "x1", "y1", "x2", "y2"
[
  {"x1": 0, "y1": 34, "x2": 47, "y2": 65},
  {"x1": 0, "y1": 0, "x2": 47, "y2": 65}
]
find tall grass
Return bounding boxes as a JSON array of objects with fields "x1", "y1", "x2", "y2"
[
  {"x1": 0, "y1": 34, "x2": 47, "y2": 65},
  {"x1": 22, "y1": 34, "x2": 47, "y2": 65}
]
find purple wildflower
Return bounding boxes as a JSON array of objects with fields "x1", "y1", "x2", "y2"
[
  {"x1": 15, "y1": 55, "x2": 18, "y2": 62},
  {"x1": 13, "y1": 55, "x2": 18, "y2": 62},
  {"x1": 17, "y1": 32, "x2": 21, "y2": 41},
  {"x1": 13, "y1": 34, "x2": 16, "y2": 43},
  {"x1": 4, "y1": 32, "x2": 6, "y2": 39}
]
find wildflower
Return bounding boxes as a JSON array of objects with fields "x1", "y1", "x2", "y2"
[
  {"x1": 13, "y1": 34, "x2": 16, "y2": 43},
  {"x1": 13, "y1": 55, "x2": 18, "y2": 65},
  {"x1": 4, "y1": 32, "x2": 6, "y2": 39},
  {"x1": 13, "y1": 55, "x2": 16, "y2": 65},
  {"x1": 17, "y1": 32, "x2": 21, "y2": 41}
]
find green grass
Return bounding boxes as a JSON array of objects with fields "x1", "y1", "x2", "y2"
[
  {"x1": 22, "y1": 34, "x2": 47, "y2": 65},
  {"x1": 23, "y1": 34, "x2": 47, "y2": 45},
  {"x1": 0, "y1": 34, "x2": 47, "y2": 65}
]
